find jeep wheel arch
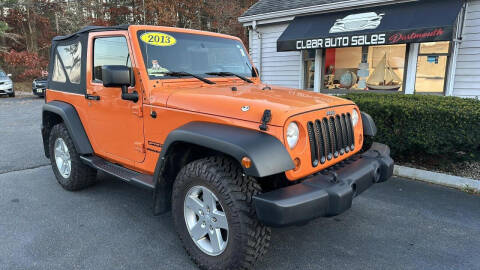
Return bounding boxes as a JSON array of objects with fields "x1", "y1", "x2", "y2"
[
  {"x1": 160, "y1": 122, "x2": 294, "y2": 177},
  {"x1": 152, "y1": 122, "x2": 294, "y2": 214},
  {"x1": 42, "y1": 101, "x2": 93, "y2": 158}
]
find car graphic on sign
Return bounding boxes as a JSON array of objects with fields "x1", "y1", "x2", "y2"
[{"x1": 329, "y1": 12, "x2": 385, "y2": 33}]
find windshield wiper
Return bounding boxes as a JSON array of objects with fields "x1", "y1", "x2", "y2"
[
  {"x1": 206, "y1": 72, "x2": 253, "y2": 83},
  {"x1": 161, "y1": 71, "x2": 216, "y2": 85}
]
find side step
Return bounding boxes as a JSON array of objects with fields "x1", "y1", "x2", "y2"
[{"x1": 80, "y1": 155, "x2": 154, "y2": 190}]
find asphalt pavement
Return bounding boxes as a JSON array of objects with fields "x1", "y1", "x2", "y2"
[
  {"x1": 0, "y1": 96, "x2": 50, "y2": 173},
  {"x1": 1, "y1": 97, "x2": 479, "y2": 270}
]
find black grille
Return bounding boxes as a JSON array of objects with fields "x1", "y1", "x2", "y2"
[{"x1": 307, "y1": 113, "x2": 355, "y2": 167}]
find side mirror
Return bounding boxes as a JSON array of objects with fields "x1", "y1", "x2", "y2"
[
  {"x1": 7, "y1": 74, "x2": 12, "y2": 77},
  {"x1": 101, "y1": 65, "x2": 138, "y2": 103},
  {"x1": 252, "y1": 67, "x2": 259, "y2": 78},
  {"x1": 101, "y1": 65, "x2": 131, "y2": 87}
]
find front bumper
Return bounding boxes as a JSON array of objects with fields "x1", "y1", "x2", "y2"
[
  {"x1": 253, "y1": 143, "x2": 394, "y2": 227},
  {"x1": 0, "y1": 84, "x2": 13, "y2": 94},
  {"x1": 33, "y1": 87, "x2": 45, "y2": 96}
]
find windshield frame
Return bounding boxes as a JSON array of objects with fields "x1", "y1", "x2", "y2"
[{"x1": 135, "y1": 29, "x2": 257, "y2": 81}]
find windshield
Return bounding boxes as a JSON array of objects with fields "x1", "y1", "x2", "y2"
[
  {"x1": 0, "y1": 70, "x2": 6, "y2": 77},
  {"x1": 137, "y1": 30, "x2": 255, "y2": 80}
]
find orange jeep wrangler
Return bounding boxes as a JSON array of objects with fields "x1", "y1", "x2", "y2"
[{"x1": 41, "y1": 25, "x2": 393, "y2": 269}]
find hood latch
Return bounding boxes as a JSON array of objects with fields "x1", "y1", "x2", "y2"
[{"x1": 259, "y1": 109, "x2": 271, "y2": 131}]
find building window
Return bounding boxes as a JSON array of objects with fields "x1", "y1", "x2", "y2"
[
  {"x1": 415, "y1": 41, "x2": 450, "y2": 93},
  {"x1": 303, "y1": 50, "x2": 315, "y2": 90},
  {"x1": 323, "y1": 44, "x2": 406, "y2": 91}
]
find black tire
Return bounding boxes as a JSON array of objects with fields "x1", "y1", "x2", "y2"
[
  {"x1": 8, "y1": 91, "x2": 14, "y2": 97},
  {"x1": 48, "y1": 123, "x2": 97, "y2": 191},
  {"x1": 172, "y1": 156, "x2": 271, "y2": 270}
]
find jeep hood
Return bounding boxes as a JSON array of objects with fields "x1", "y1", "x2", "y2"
[{"x1": 164, "y1": 85, "x2": 354, "y2": 126}]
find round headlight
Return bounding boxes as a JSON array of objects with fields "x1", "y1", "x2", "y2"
[
  {"x1": 351, "y1": 109, "x2": 359, "y2": 127},
  {"x1": 286, "y1": 122, "x2": 299, "y2": 149}
]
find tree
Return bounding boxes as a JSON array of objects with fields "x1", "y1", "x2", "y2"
[
  {"x1": 0, "y1": 0, "x2": 258, "y2": 81},
  {"x1": 0, "y1": 21, "x2": 22, "y2": 53}
]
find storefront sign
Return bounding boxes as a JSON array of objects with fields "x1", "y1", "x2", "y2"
[
  {"x1": 277, "y1": 0, "x2": 461, "y2": 52},
  {"x1": 296, "y1": 34, "x2": 386, "y2": 49},
  {"x1": 291, "y1": 27, "x2": 451, "y2": 50},
  {"x1": 388, "y1": 28, "x2": 445, "y2": 44},
  {"x1": 329, "y1": 12, "x2": 384, "y2": 33}
]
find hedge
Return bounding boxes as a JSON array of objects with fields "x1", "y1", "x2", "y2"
[{"x1": 344, "y1": 93, "x2": 480, "y2": 159}]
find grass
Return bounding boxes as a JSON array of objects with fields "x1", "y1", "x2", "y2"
[
  {"x1": 14, "y1": 81, "x2": 33, "y2": 93},
  {"x1": 462, "y1": 185, "x2": 480, "y2": 195}
]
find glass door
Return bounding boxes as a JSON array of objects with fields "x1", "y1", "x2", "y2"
[
  {"x1": 415, "y1": 42, "x2": 451, "y2": 94},
  {"x1": 303, "y1": 50, "x2": 315, "y2": 90}
]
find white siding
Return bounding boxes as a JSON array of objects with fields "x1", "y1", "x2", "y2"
[
  {"x1": 250, "y1": 23, "x2": 301, "y2": 89},
  {"x1": 453, "y1": 0, "x2": 480, "y2": 99}
]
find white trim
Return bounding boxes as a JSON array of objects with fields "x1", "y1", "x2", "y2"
[
  {"x1": 299, "y1": 52, "x2": 305, "y2": 89},
  {"x1": 248, "y1": 29, "x2": 253, "y2": 55},
  {"x1": 313, "y1": 49, "x2": 322, "y2": 92},
  {"x1": 447, "y1": 41, "x2": 460, "y2": 96},
  {"x1": 239, "y1": 0, "x2": 418, "y2": 25},
  {"x1": 394, "y1": 165, "x2": 480, "y2": 193},
  {"x1": 446, "y1": 2, "x2": 467, "y2": 96},
  {"x1": 252, "y1": 21, "x2": 263, "y2": 80},
  {"x1": 242, "y1": 16, "x2": 295, "y2": 27},
  {"x1": 404, "y1": 43, "x2": 419, "y2": 94}
]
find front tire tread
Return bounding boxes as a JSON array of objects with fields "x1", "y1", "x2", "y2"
[
  {"x1": 48, "y1": 123, "x2": 97, "y2": 191},
  {"x1": 172, "y1": 156, "x2": 270, "y2": 270}
]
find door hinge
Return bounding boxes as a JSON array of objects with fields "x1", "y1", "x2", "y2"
[
  {"x1": 132, "y1": 105, "x2": 143, "y2": 117},
  {"x1": 134, "y1": 142, "x2": 145, "y2": 153}
]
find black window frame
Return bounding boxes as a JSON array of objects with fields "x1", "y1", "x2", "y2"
[
  {"x1": 91, "y1": 35, "x2": 132, "y2": 84},
  {"x1": 414, "y1": 41, "x2": 452, "y2": 95}
]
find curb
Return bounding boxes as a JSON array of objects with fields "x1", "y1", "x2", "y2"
[{"x1": 394, "y1": 165, "x2": 480, "y2": 193}]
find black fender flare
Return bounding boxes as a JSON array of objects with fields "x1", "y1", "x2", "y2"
[
  {"x1": 158, "y1": 122, "x2": 294, "y2": 178},
  {"x1": 152, "y1": 122, "x2": 295, "y2": 214},
  {"x1": 42, "y1": 101, "x2": 93, "y2": 156},
  {"x1": 361, "y1": 112, "x2": 377, "y2": 137}
]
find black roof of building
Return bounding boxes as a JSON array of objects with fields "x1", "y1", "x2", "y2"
[{"x1": 241, "y1": 0, "x2": 347, "y2": 17}]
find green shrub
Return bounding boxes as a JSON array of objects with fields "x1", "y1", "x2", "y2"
[{"x1": 345, "y1": 93, "x2": 480, "y2": 159}]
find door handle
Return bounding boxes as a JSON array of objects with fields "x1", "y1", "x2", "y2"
[{"x1": 85, "y1": 94, "x2": 100, "y2": 100}]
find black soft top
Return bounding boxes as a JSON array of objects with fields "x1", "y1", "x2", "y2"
[
  {"x1": 53, "y1": 25, "x2": 130, "y2": 42},
  {"x1": 48, "y1": 25, "x2": 129, "y2": 94}
]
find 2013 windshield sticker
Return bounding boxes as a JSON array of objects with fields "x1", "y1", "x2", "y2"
[{"x1": 140, "y1": 32, "x2": 176, "y2": 46}]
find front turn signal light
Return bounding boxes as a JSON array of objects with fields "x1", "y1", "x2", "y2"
[{"x1": 241, "y1": 157, "x2": 252, "y2": 169}]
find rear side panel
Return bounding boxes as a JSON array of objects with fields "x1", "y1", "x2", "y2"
[{"x1": 42, "y1": 100, "x2": 93, "y2": 156}]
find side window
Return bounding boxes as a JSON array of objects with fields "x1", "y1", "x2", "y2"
[
  {"x1": 93, "y1": 36, "x2": 130, "y2": 82},
  {"x1": 52, "y1": 54, "x2": 67, "y2": 83},
  {"x1": 55, "y1": 42, "x2": 82, "y2": 84}
]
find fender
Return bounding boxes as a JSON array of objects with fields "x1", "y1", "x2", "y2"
[
  {"x1": 361, "y1": 112, "x2": 377, "y2": 137},
  {"x1": 152, "y1": 122, "x2": 295, "y2": 214},
  {"x1": 159, "y1": 122, "x2": 294, "y2": 177},
  {"x1": 42, "y1": 101, "x2": 93, "y2": 157}
]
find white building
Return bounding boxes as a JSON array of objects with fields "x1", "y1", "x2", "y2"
[{"x1": 239, "y1": 0, "x2": 480, "y2": 98}]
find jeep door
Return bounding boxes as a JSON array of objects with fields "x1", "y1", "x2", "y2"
[{"x1": 85, "y1": 31, "x2": 145, "y2": 165}]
